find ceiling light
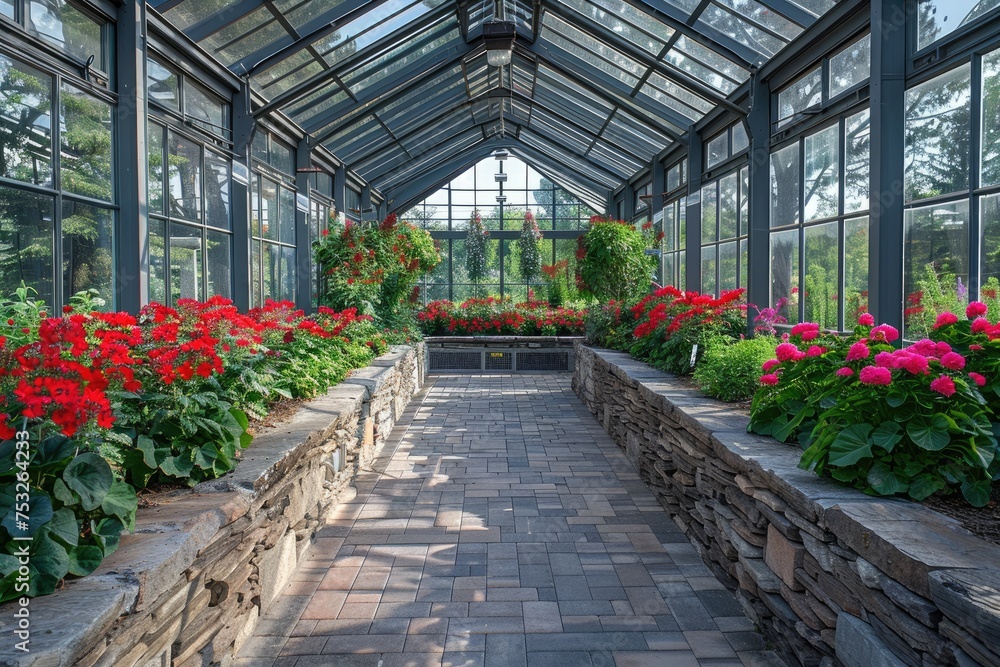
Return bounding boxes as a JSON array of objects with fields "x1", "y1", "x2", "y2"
[
  {"x1": 492, "y1": 148, "x2": 509, "y2": 161},
  {"x1": 495, "y1": 172, "x2": 507, "y2": 182},
  {"x1": 496, "y1": 195, "x2": 507, "y2": 204},
  {"x1": 484, "y1": 20, "x2": 516, "y2": 67}
]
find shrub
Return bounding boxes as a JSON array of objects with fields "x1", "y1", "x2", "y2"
[
  {"x1": 517, "y1": 211, "x2": 543, "y2": 286},
  {"x1": 584, "y1": 299, "x2": 634, "y2": 350},
  {"x1": 465, "y1": 210, "x2": 491, "y2": 296},
  {"x1": 579, "y1": 217, "x2": 656, "y2": 302},
  {"x1": 694, "y1": 336, "x2": 777, "y2": 402}
]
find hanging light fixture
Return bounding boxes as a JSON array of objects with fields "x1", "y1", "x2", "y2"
[{"x1": 483, "y1": 20, "x2": 515, "y2": 67}]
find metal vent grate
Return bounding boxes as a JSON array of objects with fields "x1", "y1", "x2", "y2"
[
  {"x1": 485, "y1": 351, "x2": 513, "y2": 370},
  {"x1": 429, "y1": 351, "x2": 482, "y2": 370},
  {"x1": 516, "y1": 351, "x2": 569, "y2": 371}
]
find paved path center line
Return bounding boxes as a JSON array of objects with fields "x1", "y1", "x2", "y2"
[{"x1": 236, "y1": 374, "x2": 785, "y2": 667}]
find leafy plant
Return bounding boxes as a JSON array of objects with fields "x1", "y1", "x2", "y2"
[
  {"x1": 579, "y1": 217, "x2": 655, "y2": 302},
  {"x1": 694, "y1": 336, "x2": 778, "y2": 402},
  {"x1": 416, "y1": 297, "x2": 586, "y2": 336},
  {"x1": 584, "y1": 299, "x2": 634, "y2": 350},
  {"x1": 465, "y1": 210, "x2": 491, "y2": 297},
  {"x1": 517, "y1": 211, "x2": 543, "y2": 286}
]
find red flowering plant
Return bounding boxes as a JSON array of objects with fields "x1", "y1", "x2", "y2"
[
  {"x1": 416, "y1": 297, "x2": 586, "y2": 336},
  {"x1": 627, "y1": 286, "x2": 747, "y2": 374},
  {"x1": 749, "y1": 313, "x2": 999, "y2": 506}
]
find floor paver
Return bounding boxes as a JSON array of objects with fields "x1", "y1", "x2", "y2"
[{"x1": 235, "y1": 374, "x2": 785, "y2": 667}]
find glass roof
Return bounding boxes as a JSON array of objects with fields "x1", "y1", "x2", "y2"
[{"x1": 151, "y1": 0, "x2": 837, "y2": 208}]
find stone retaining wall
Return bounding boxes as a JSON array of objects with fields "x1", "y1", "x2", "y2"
[
  {"x1": 573, "y1": 344, "x2": 1000, "y2": 667},
  {"x1": 0, "y1": 343, "x2": 424, "y2": 667}
]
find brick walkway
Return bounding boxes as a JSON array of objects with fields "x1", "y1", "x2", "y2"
[{"x1": 236, "y1": 374, "x2": 785, "y2": 667}]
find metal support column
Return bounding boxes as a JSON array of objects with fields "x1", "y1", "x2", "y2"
[
  {"x1": 685, "y1": 125, "x2": 704, "y2": 292},
  {"x1": 869, "y1": 0, "x2": 906, "y2": 332},
  {"x1": 651, "y1": 158, "x2": 666, "y2": 286},
  {"x1": 746, "y1": 70, "x2": 771, "y2": 331},
  {"x1": 295, "y1": 137, "x2": 313, "y2": 311},
  {"x1": 115, "y1": 0, "x2": 147, "y2": 313},
  {"x1": 232, "y1": 81, "x2": 255, "y2": 311},
  {"x1": 334, "y1": 164, "x2": 348, "y2": 219}
]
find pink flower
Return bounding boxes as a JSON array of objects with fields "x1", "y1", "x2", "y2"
[
  {"x1": 760, "y1": 374, "x2": 780, "y2": 386},
  {"x1": 935, "y1": 341, "x2": 953, "y2": 356},
  {"x1": 930, "y1": 375, "x2": 956, "y2": 397},
  {"x1": 806, "y1": 345, "x2": 827, "y2": 357},
  {"x1": 910, "y1": 339, "x2": 937, "y2": 356},
  {"x1": 895, "y1": 351, "x2": 929, "y2": 375},
  {"x1": 775, "y1": 343, "x2": 801, "y2": 362},
  {"x1": 762, "y1": 358, "x2": 780, "y2": 372},
  {"x1": 846, "y1": 341, "x2": 870, "y2": 361},
  {"x1": 969, "y1": 372, "x2": 987, "y2": 387},
  {"x1": 869, "y1": 324, "x2": 899, "y2": 343},
  {"x1": 971, "y1": 344, "x2": 984, "y2": 351},
  {"x1": 835, "y1": 367, "x2": 854, "y2": 377},
  {"x1": 791, "y1": 322, "x2": 820, "y2": 342},
  {"x1": 967, "y1": 301, "x2": 988, "y2": 319},
  {"x1": 940, "y1": 352, "x2": 966, "y2": 371},
  {"x1": 933, "y1": 312, "x2": 959, "y2": 328},
  {"x1": 858, "y1": 313, "x2": 875, "y2": 326},
  {"x1": 874, "y1": 351, "x2": 895, "y2": 368},
  {"x1": 859, "y1": 366, "x2": 892, "y2": 386},
  {"x1": 972, "y1": 317, "x2": 991, "y2": 334}
]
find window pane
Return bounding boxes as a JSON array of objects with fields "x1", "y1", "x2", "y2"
[
  {"x1": 844, "y1": 216, "x2": 869, "y2": 328},
  {"x1": 60, "y1": 83, "x2": 113, "y2": 202},
  {"x1": 770, "y1": 229, "x2": 799, "y2": 324},
  {"x1": 916, "y1": 0, "x2": 1000, "y2": 51},
  {"x1": 251, "y1": 240, "x2": 261, "y2": 307},
  {"x1": 804, "y1": 124, "x2": 839, "y2": 222},
  {"x1": 62, "y1": 201, "x2": 113, "y2": 305},
  {"x1": 981, "y1": 47, "x2": 1000, "y2": 186},
  {"x1": 732, "y1": 122, "x2": 749, "y2": 153},
  {"x1": 149, "y1": 218, "x2": 165, "y2": 304},
  {"x1": 803, "y1": 221, "x2": 838, "y2": 329},
  {"x1": 845, "y1": 109, "x2": 870, "y2": 213},
  {"x1": 280, "y1": 245, "x2": 296, "y2": 301},
  {"x1": 830, "y1": 34, "x2": 870, "y2": 98},
  {"x1": 204, "y1": 151, "x2": 230, "y2": 230},
  {"x1": 260, "y1": 178, "x2": 277, "y2": 241},
  {"x1": 740, "y1": 238, "x2": 748, "y2": 289},
  {"x1": 148, "y1": 123, "x2": 163, "y2": 216},
  {"x1": 279, "y1": 186, "x2": 296, "y2": 244},
  {"x1": 186, "y1": 82, "x2": 226, "y2": 137},
  {"x1": 701, "y1": 182, "x2": 717, "y2": 243},
  {"x1": 271, "y1": 140, "x2": 294, "y2": 176},
  {"x1": 778, "y1": 67, "x2": 821, "y2": 125},
  {"x1": 739, "y1": 166, "x2": 749, "y2": 236},
  {"x1": 28, "y1": 0, "x2": 103, "y2": 67},
  {"x1": 707, "y1": 133, "x2": 728, "y2": 168},
  {"x1": 719, "y1": 241, "x2": 738, "y2": 292},
  {"x1": 169, "y1": 222, "x2": 202, "y2": 303},
  {"x1": 905, "y1": 64, "x2": 971, "y2": 202},
  {"x1": 982, "y1": 194, "x2": 1000, "y2": 293},
  {"x1": 0, "y1": 186, "x2": 53, "y2": 303},
  {"x1": 0, "y1": 0, "x2": 12, "y2": 19},
  {"x1": 206, "y1": 229, "x2": 231, "y2": 299},
  {"x1": 147, "y1": 58, "x2": 179, "y2": 111},
  {"x1": 770, "y1": 143, "x2": 800, "y2": 228},
  {"x1": 903, "y1": 200, "x2": 970, "y2": 338},
  {"x1": 168, "y1": 131, "x2": 201, "y2": 221},
  {"x1": 0, "y1": 56, "x2": 52, "y2": 187},
  {"x1": 701, "y1": 245, "x2": 716, "y2": 295},
  {"x1": 719, "y1": 173, "x2": 738, "y2": 240}
]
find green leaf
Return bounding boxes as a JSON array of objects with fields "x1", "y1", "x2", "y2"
[
  {"x1": 52, "y1": 478, "x2": 78, "y2": 507},
  {"x1": 886, "y1": 391, "x2": 906, "y2": 408},
  {"x1": 67, "y1": 545, "x2": 104, "y2": 576},
  {"x1": 831, "y1": 468, "x2": 861, "y2": 483},
  {"x1": 871, "y1": 422, "x2": 903, "y2": 453},
  {"x1": 63, "y1": 453, "x2": 114, "y2": 511},
  {"x1": 961, "y1": 476, "x2": 993, "y2": 507},
  {"x1": 908, "y1": 474, "x2": 946, "y2": 501},
  {"x1": 101, "y1": 481, "x2": 138, "y2": 528},
  {"x1": 136, "y1": 435, "x2": 161, "y2": 469},
  {"x1": 91, "y1": 517, "x2": 125, "y2": 554},
  {"x1": 907, "y1": 418, "x2": 951, "y2": 451},
  {"x1": 828, "y1": 424, "x2": 874, "y2": 467},
  {"x1": 159, "y1": 454, "x2": 194, "y2": 480},
  {"x1": 29, "y1": 530, "x2": 71, "y2": 597},
  {"x1": 2, "y1": 491, "x2": 52, "y2": 538},
  {"x1": 33, "y1": 436, "x2": 76, "y2": 468},
  {"x1": 43, "y1": 508, "x2": 79, "y2": 548},
  {"x1": 866, "y1": 463, "x2": 909, "y2": 496}
]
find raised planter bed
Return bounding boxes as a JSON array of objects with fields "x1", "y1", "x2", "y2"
[
  {"x1": 0, "y1": 343, "x2": 424, "y2": 667},
  {"x1": 573, "y1": 343, "x2": 1000, "y2": 667},
  {"x1": 424, "y1": 335, "x2": 583, "y2": 373}
]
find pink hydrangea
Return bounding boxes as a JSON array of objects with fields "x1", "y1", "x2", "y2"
[
  {"x1": 933, "y1": 312, "x2": 959, "y2": 328},
  {"x1": 967, "y1": 301, "x2": 988, "y2": 319},
  {"x1": 846, "y1": 341, "x2": 871, "y2": 361},
  {"x1": 930, "y1": 375, "x2": 956, "y2": 397},
  {"x1": 869, "y1": 324, "x2": 899, "y2": 343},
  {"x1": 835, "y1": 367, "x2": 854, "y2": 377},
  {"x1": 760, "y1": 374, "x2": 780, "y2": 386},
  {"x1": 858, "y1": 313, "x2": 875, "y2": 326},
  {"x1": 775, "y1": 342, "x2": 801, "y2": 362},
  {"x1": 762, "y1": 358, "x2": 780, "y2": 372},
  {"x1": 940, "y1": 352, "x2": 966, "y2": 371},
  {"x1": 969, "y1": 372, "x2": 987, "y2": 387},
  {"x1": 859, "y1": 366, "x2": 892, "y2": 386}
]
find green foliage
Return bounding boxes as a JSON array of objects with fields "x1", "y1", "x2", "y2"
[
  {"x1": 694, "y1": 336, "x2": 778, "y2": 402},
  {"x1": 465, "y1": 210, "x2": 491, "y2": 294},
  {"x1": 516, "y1": 212, "x2": 543, "y2": 285},
  {"x1": 579, "y1": 218, "x2": 654, "y2": 302},
  {"x1": 0, "y1": 434, "x2": 137, "y2": 603},
  {"x1": 584, "y1": 299, "x2": 635, "y2": 351},
  {"x1": 905, "y1": 263, "x2": 968, "y2": 339}
]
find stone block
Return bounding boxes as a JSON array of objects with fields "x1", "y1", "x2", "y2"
[
  {"x1": 259, "y1": 530, "x2": 299, "y2": 611},
  {"x1": 764, "y1": 524, "x2": 805, "y2": 592},
  {"x1": 835, "y1": 613, "x2": 908, "y2": 667},
  {"x1": 929, "y1": 568, "x2": 1000, "y2": 650}
]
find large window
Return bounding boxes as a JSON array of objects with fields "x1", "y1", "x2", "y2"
[
  {"x1": 147, "y1": 56, "x2": 232, "y2": 306},
  {"x1": 916, "y1": 0, "x2": 1000, "y2": 52},
  {"x1": 700, "y1": 167, "x2": 748, "y2": 296},
  {"x1": 250, "y1": 130, "x2": 297, "y2": 306},
  {"x1": 0, "y1": 51, "x2": 115, "y2": 308}
]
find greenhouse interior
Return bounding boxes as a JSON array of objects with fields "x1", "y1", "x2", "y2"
[{"x1": 2, "y1": 0, "x2": 1000, "y2": 666}]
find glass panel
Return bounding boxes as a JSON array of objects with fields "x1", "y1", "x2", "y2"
[
  {"x1": 830, "y1": 33, "x2": 871, "y2": 98},
  {"x1": 147, "y1": 58, "x2": 179, "y2": 111},
  {"x1": 0, "y1": 186, "x2": 53, "y2": 304},
  {"x1": 740, "y1": 238, "x2": 748, "y2": 288},
  {"x1": 260, "y1": 178, "x2": 277, "y2": 241},
  {"x1": 844, "y1": 216, "x2": 869, "y2": 328},
  {"x1": 707, "y1": 133, "x2": 728, "y2": 168},
  {"x1": 719, "y1": 241, "x2": 738, "y2": 292},
  {"x1": 981, "y1": 47, "x2": 1000, "y2": 187},
  {"x1": 678, "y1": 250, "x2": 686, "y2": 291},
  {"x1": 803, "y1": 221, "x2": 838, "y2": 330},
  {"x1": 667, "y1": 164, "x2": 681, "y2": 191},
  {"x1": 148, "y1": 123, "x2": 163, "y2": 216},
  {"x1": 701, "y1": 181, "x2": 717, "y2": 243},
  {"x1": 778, "y1": 66, "x2": 822, "y2": 125},
  {"x1": 28, "y1": 0, "x2": 103, "y2": 66},
  {"x1": 186, "y1": 82, "x2": 227, "y2": 138},
  {"x1": 62, "y1": 201, "x2": 113, "y2": 305},
  {"x1": 739, "y1": 166, "x2": 749, "y2": 236},
  {"x1": 770, "y1": 143, "x2": 800, "y2": 228},
  {"x1": 261, "y1": 242, "x2": 280, "y2": 301},
  {"x1": 198, "y1": 6, "x2": 287, "y2": 67},
  {"x1": 271, "y1": 140, "x2": 294, "y2": 175},
  {"x1": 251, "y1": 240, "x2": 261, "y2": 307},
  {"x1": 149, "y1": 218, "x2": 165, "y2": 305},
  {"x1": 697, "y1": 5, "x2": 786, "y2": 59},
  {"x1": 0, "y1": 0, "x2": 11, "y2": 19},
  {"x1": 169, "y1": 222, "x2": 202, "y2": 303},
  {"x1": 279, "y1": 186, "x2": 296, "y2": 244},
  {"x1": 60, "y1": 83, "x2": 113, "y2": 202},
  {"x1": 845, "y1": 108, "x2": 870, "y2": 213},
  {"x1": 666, "y1": 36, "x2": 747, "y2": 94},
  {"x1": 732, "y1": 122, "x2": 749, "y2": 153},
  {"x1": 904, "y1": 64, "x2": 971, "y2": 202},
  {"x1": 0, "y1": 56, "x2": 52, "y2": 187},
  {"x1": 205, "y1": 151, "x2": 230, "y2": 231},
  {"x1": 252, "y1": 131, "x2": 268, "y2": 164},
  {"x1": 541, "y1": 14, "x2": 643, "y2": 87},
  {"x1": 804, "y1": 124, "x2": 839, "y2": 222},
  {"x1": 770, "y1": 228, "x2": 800, "y2": 324},
  {"x1": 561, "y1": 0, "x2": 667, "y2": 54},
  {"x1": 981, "y1": 194, "x2": 1000, "y2": 292},
  {"x1": 719, "y1": 172, "x2": 738, "y2": 240},
  {"x1": 903, "y1": 200, "x2": 970, "y2": 338},
  {"x1": 701, "y1": 245, "x2": 716, "y2": 295},
  {"x1": 916, "y1": 0, "x2": 1000, "y2": 51},
  {"x1": 168, "y1": 131, "x2": 201, "y2": 222},
  {"x1": 206, "y1": 229, "x2": 231, "y2": 299}
]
